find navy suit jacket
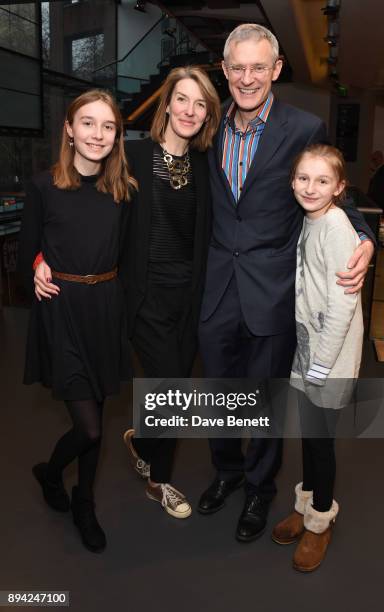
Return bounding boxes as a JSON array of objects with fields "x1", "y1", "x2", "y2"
[{"x1": 200, "y1": 98, "x2": 374, "y2": 335}]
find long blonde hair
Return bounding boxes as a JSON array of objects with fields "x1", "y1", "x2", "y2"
[
  {"x1": 52, "y1": 89, "x2": 137, "y2": 202},
  {"x1": 150, "y1": 66, "x2": 221, "y2": 152}
]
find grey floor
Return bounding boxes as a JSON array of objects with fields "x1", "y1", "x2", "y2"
[{"x1": 1, "y1": 307, "x2": 383, "y2": 612}]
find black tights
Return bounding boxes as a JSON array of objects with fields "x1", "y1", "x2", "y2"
[
  {"x1": 299, "y1": 392, "x2": 338, "y2": 512},
  {"x1": 302, "y1": 437, "x2": 336, "y2": 512},
  {"x1": 46, "y1": 399, "x2": 104, "y2": 499}
]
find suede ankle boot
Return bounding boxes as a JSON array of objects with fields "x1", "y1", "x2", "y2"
[
  {"x1": 32, "y1": 463, "x2": 70, "y2": 512},
  {"x1": 71, "y1": 486, "x2": 106, "y2": 553},
  {"x1": 293, "y1": 500, "x2": 339, "y2": 572},
  {"x1": 272, "y1": 482, "x2": 312, "y2": 544}
]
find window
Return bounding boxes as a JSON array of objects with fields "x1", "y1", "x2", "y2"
[
  {"x1": 0, "y1": 3, "x2": 38, "y2": 57},
  {"x1": 71, "y1": 33, "x2": 105, "y2": 79}
]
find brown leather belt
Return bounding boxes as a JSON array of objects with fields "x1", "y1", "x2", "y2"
[{"x1": 51, "y1": 268, "x2": 117, "y2": 285}]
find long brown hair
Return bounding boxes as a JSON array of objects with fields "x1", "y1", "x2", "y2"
[
  {"x1": 52, "y1": 89, "x2": 137, "y2": 202},
  {"x1": 150, "y1": 66, "x2": 221, "y2": 152}
]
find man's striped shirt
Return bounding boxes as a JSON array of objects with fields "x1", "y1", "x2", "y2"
[{"x1": 222, "y1": 92, "x2": 274, "y2": 202}]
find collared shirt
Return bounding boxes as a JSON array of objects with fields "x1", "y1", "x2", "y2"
[{"x1": 222, "y1": 92, "x2": 274, "y2": 202}]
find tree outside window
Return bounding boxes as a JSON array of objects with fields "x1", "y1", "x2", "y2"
[{"x1": 71, "y1": 33, "x2": 105, "y2": 80}]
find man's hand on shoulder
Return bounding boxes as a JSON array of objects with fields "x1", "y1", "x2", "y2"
[{"x1": 336, "y1": 240, "x2": 375, "y2": 294}]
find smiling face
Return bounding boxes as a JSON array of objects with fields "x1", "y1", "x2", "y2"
[
  {"x1": 222, "y1": 37, "x2": 282, "y2": 118},
  {"x1": 292, "y1": 154, "x2": 346, "y2": 219},
  {"x1": 65, "y1": 99, "x2": 117, "y2": 174},
  {"x1": 164, "y1": 78, "x2": 208, "y2": 146}
]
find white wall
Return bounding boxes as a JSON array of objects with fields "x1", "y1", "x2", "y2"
[
  {"x1": 117, "y1": 0, "x2": 163, "y2": 92},
  {"x1": 274, "y1": 82, "x2": 330, "y2": 127},
  {"x1": 118, "y1": 0, "x2": 162, "y2": 54}
]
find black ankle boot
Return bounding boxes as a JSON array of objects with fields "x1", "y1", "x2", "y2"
[
  {"x1": 32, "y1": 463, "x2": 70, "y2": 512},
  {"x1": 71, "y1": 486, "x2": 106, "y2": 553}
]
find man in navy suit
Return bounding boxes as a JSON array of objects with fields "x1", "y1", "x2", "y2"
[{"x1": 197, "y1": 23, "x2": 374, "y2": 541}]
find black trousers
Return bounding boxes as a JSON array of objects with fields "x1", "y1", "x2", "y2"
[
  {"x1": 131, "y1": 282, "x2": 197, "y2": 483},
  {"x1": 199, "y1": 274, "x2": 296, "y2": 501},
  {"x1": 299, "y1": 392, "x2": 339, "y2": 512}
]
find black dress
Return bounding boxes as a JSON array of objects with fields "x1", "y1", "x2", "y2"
[{"x1": 18, "y1": 170, "x2": 131, "y2": 402}]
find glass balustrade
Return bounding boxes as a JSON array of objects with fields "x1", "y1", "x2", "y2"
[{"x1": 116, "y1": 16, "x2": 208, "y2": 97}]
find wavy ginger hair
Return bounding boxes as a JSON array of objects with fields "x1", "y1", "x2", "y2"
[{"x1": 52, "y1": 89, "x2": 137, "y2": 202}]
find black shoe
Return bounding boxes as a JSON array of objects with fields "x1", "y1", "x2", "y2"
[
  {"x1": 197, "y1": 475, "x2": 245, "y2": 515},
  {"x1": 236, "y1": 494, "x2": 269, "y2": 542},
  {"x1": 71, "y1": 486, "x2": 106, "y2": 553},
  {"x1": 32, "y1": 463, "x2": 70, "y2": 512}
]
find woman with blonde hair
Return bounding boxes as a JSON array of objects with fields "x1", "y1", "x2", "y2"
[
  {"x1": 121, "y1": 65, "x2": 221, "y2": 519},
  {"x1": 19, "y1": 89, "x2": 137, "y2": 553}
]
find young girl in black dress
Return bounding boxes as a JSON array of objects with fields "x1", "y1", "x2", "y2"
[{"x1": 19, "y1": 90, "x2": 137, "y2": 553}]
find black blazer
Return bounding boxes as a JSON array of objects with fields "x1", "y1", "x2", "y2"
[
  {"x1": 119, "y1": 137, "x2": 212, "y2": 336},
  {"x1": 200, "y1": 98, "x2": 375, "y2": 335}
]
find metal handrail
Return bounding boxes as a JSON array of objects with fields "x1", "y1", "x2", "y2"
[
  {"x1": 118, "y1": 75, "x2": 149, "y2": 82},
  {"x1": 93, "y1": 14, "x2": 165, "y2": 74}
]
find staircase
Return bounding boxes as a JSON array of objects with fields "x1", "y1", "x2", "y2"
[
  {"x1": 116, "y1": 1, "x2": 294, "y2": 130},
  {"x1": 122, "y1": 51, "x2": 227, "y2": 130},
  {"x1": 113, "y1": 10, "x2": 227, "y2": 131}
]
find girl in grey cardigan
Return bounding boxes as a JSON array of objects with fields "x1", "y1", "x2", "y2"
[{"x1": 272, "y1": 144, "x2": 364, "y2": 572}]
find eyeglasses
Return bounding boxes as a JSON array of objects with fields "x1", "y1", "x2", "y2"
[{"x1": 226, "y1": 64, "x2": 275, "y2": 77}]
